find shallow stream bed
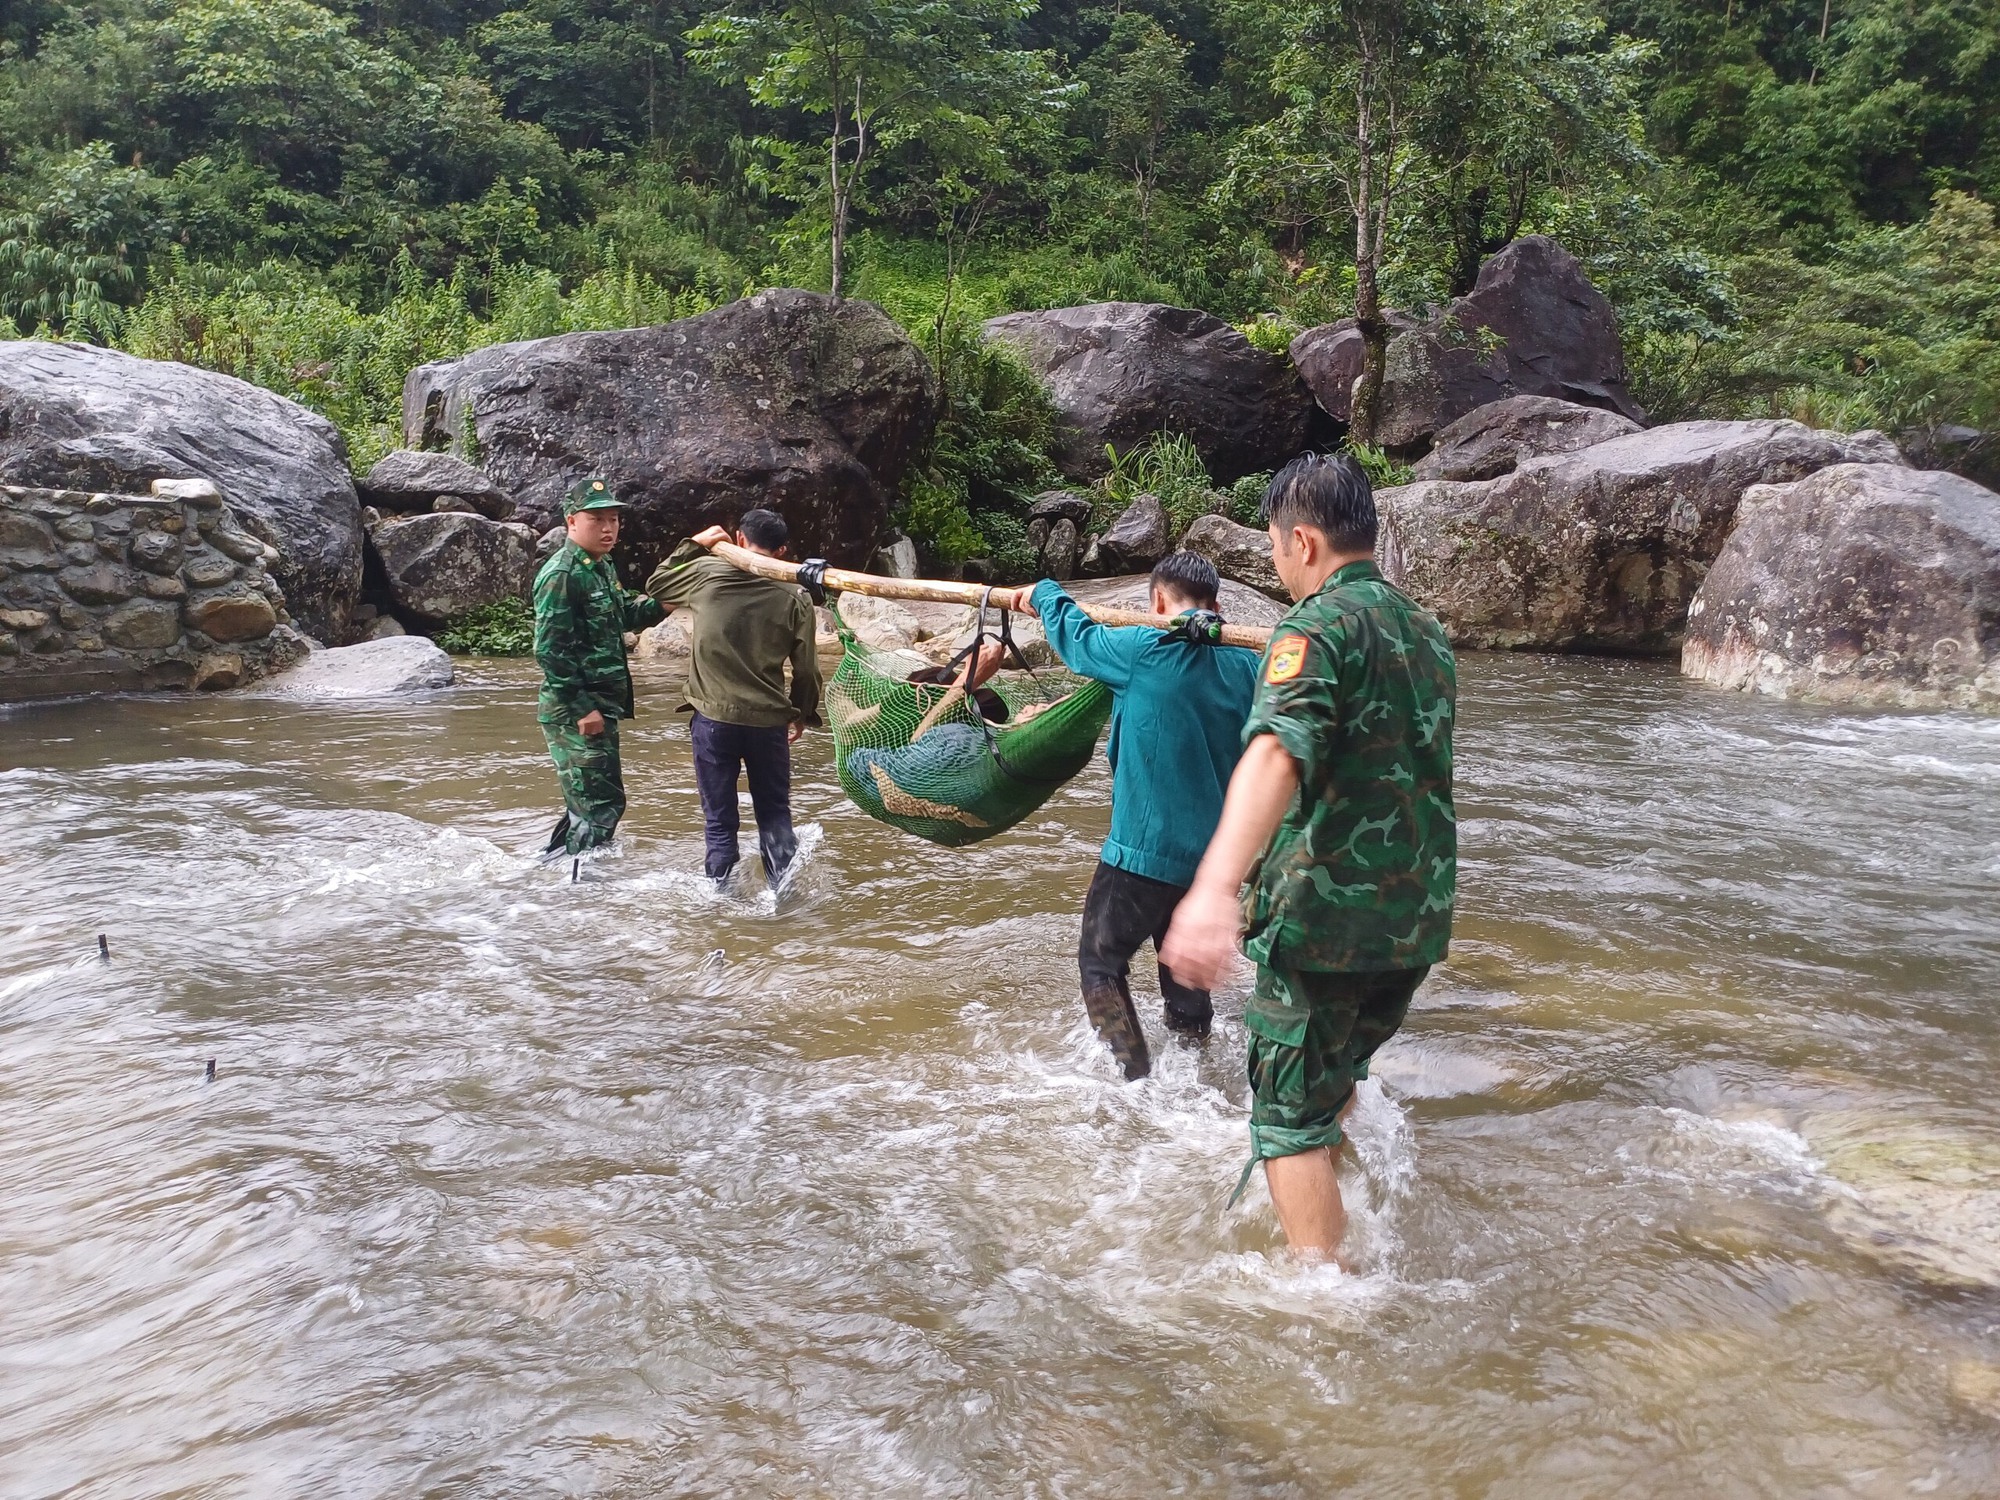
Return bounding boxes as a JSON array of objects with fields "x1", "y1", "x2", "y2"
[{"x1": 4, "y1": 654, "x2": 1999, "y2": 1498}]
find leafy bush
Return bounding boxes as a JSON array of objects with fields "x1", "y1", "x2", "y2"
[
  {"x1": 436, "y1": 596, "x2": 535, "y2": 656},
  {"x1": 1225, "y1": 471, "x2": 1272, "y2": 525}
]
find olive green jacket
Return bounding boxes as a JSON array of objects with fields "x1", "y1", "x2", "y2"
[{"x1": 644, "y1": 541, "x2": 822, "y2": 728}]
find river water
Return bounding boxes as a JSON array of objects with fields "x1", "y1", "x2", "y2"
[{"x1": 3, "y1": 654, "x2": 1998, "y2": 1498}]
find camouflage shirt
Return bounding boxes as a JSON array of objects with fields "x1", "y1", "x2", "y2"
[
  {"x1": 533, "y1": 542, "x2": 664, "y2": 724},
  {"x1": 1240, "y1": 559, "x2": 1457, "y2": 973}
]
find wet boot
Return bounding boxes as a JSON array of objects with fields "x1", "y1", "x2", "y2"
[
  {"x1": 544, "y1": 813, "x2": 572, "y2": 855},
  {"x1": 1082, "y1": 981, "x2": 1152, "y2": 1081},
  {"x1": 1162, "y1": 1006, "x2": 1212, "y2": 1046}
]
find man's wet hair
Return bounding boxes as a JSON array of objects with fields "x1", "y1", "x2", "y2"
[
  {"x1": 738, "y1": 508, "x2": 788, "y2": 552},
  {"x1": 1151, "y1": 550, "x2": 1220, "y2": 609},
  {"x1": 1261, "y1": 453, "x2": 1377, "y2": 553}
]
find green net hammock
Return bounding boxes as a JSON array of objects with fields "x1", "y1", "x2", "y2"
[{"x1": 823, "y1": 597, "x2": 1113, "y2": 847}]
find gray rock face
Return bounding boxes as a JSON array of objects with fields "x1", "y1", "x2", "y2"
[
  {"x1": 1180, "y1": 513, "x2": 1283, "y2": 599},
  {"x1": 1682, "y1": 463, "x2": 2000, "y2": 710},
  {"x1": 1087, "y1": 494, "x2": 1171, "y2": 573},
  {"x1": 0, "y1": 342, "x2": 363, "y2": 641},
  {"x1": 263, "y1": 634, "x2": 455, "y2": 698},
  {"x1": 1029, "y1": 489, "x2": 1094, "y2": 527},
  {"x1": 362, "y1": 450, "x2": 515, "y2": 520},
  {"x1": 1384, "y1": 419, "x2": 1904, "y2": 652},
  {"x1": 367, "y1": 511, "x2": 538, "y2": 624},
  {"x1": 1291, "y1": 237, "x2": 1644, "y2": 455},
  {"x1": 983, "y1": 302, "x2": 1312, "y2": 483},
  {"x1": 403, "y1": 290, "x2": 938, "y2": 581},
  {"x1": 1412, "y1": 396, "x2": 1643, "y2": 482}
]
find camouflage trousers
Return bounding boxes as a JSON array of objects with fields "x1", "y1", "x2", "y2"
[
  {"x1": 542, "y1": 716, "x2": 626, "y2": 855},
  {"x1": 1243, "y1": 964, "x2": 1431, "y2": 1161}
]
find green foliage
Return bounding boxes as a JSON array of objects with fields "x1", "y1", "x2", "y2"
[
  {"x1": 2, "y1": 0, "x2": 1998, "y2": 530},
  {"x1": 1225, "y1": 471, "x2": 1274, "y2": 525},
  {"x1": 896, "y1": 317, "x2": 1061, "y2": 575},
  {"x1": 1342, "y1": 441, "x2": 1415, "y2": 490},
  {"x1": 437, "y1": 596, "x2": 537, "y2": 656},
  {"x1": 1095, "y1": 431, "x2": 1223, "y2": 534}
]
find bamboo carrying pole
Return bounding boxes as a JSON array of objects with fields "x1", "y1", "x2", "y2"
[{"x1": 706, "y1": 542, "x2": 1277, "y2": 649}]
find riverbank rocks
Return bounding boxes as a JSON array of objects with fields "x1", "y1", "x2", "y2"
[
  {"x1": 1291, "y1": 237, "x2": 1644, "y2": 455},
  {"x1": 1179, "y1": 513, "x2": 1284, "y2": 599},
  {"x1": 1383, "y1": 419, "x2": 1902, "y2": 652},
  {"x1": 402, "y1": 290, "x2": 937, "y2": 582},
  {"x1": 0, "y1": 480, "x2": 308, "y2": 700},
  {"x1": 361, "y1": 450, "x2": 515, "y2": 520},
  {"x1": 983, "y1": 302, "x2": 1312, "y2": 483},
  {"x1": 1083, "y1": 494, "x2": 1170, "y2": 574},
  {"x1": 263, "y1": 634, "x2": 455, "y2": 698},
  {"x1": 366, "y1": 511, "x2": 539, "y2": 625},
  {"x1": 1412, "y1": 396, "x2": 1643, "y2": 482},
  {"x1": 0, "y1": 342, "x2": 363, "y2": 641},
  {"x1": 1026, "y1": 491, "x2": 1092, "y2": 580},
  {"x1": 1682, "y1": 463, "x2": 2000, "y2": 710}
]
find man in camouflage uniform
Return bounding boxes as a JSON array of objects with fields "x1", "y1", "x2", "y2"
[
  {"x1": 1163, "y1": 452, "x2": 1456, "y2": 1263},
  {"x1": 534, "y1": 477, "x2": 664, "y2": 855}
]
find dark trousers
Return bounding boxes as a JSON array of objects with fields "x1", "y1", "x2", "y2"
[
  {"x1": 690, "y1": 712, "x2": 796, "y2": 882},
  {"x1": 1079, "y1": 860, "x2": 1212, "y2": 1034}
]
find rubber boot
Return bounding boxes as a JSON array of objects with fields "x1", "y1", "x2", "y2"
[{"x1": 1082, "y1": 982, "x2": 1152, "y2": 1081}]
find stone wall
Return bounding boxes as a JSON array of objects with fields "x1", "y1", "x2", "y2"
[{"x1": 0, "y1": 479, "x2": 309, "y2": 702}]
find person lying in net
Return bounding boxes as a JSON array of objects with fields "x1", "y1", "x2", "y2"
[{"x1": 906, "y1": 641, "x2": 1009, "y2": 721}]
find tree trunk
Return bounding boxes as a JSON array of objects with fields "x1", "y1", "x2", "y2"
[
  {"x1": 829, "y1": 126, "x2": 846, "y2": 300},
  {"x1": 1349, "y1": 80, "x2": 1386, "y2": 446}
]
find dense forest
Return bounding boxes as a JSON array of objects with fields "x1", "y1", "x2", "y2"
[{"x1": 3, "y1": 0, "x2": 1997, "y2": 563}]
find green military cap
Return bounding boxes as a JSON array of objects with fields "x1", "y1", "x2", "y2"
[{"x1": 563, "y1": 477, "x2": 628, "y2": 516}]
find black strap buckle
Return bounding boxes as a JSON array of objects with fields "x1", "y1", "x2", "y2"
[
  {"x1": 797, "y1": 557, "x2": 829, "y2": 605},
  {"x1": 1166, "y1": 608, "x2": 1224, "y2": 646}
]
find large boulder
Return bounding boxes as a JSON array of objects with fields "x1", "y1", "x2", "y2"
[
  {"x1": 1180, "y1": 513, "x2": 1283, "y2": 599},
  {"x1": 982, "y1": 302, "x2": 1312, "y2": 483},
  {"x1": 366, "y1": 511, "x2": 539, "y2": 625},
  {"x1": 1384, "y1": 419, "x2": 1903, "y2": 652},
  {"x1": 361, "y1": 450, "x2": 514, "y2": 520},
  {"x1": 1291, "y1": 237, "x2": 1644, "y2": 455},
  {"x1": 1083, "y1": 494, "x2": 1171, "y2": 574},
  {"x1": 0, "y1": 342, "x2": 363, "y2": 641},
  {"x1": 402, "y1": 290, "x2": 937, "y2": 583},
  {"x1": 1682, "y1": 463, "x2": 2000, "y2": 710},
  {"x1": 262, "y1": 635, "x2": 455, "y2": 698},
  {"x1": 1412, "y1": 396, "x2": 1643, "y2": 482}
]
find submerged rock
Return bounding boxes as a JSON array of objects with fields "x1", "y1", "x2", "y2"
[
  {"x1": 403, "y1": 289, "x2": 937, "y2": 580},
  {"x1": 984, "y1": 302, "x2": 1313, "y2": 483},
  {"x1": 1806, "y1": 1113, "x2": 2000, "y2": 1291},
  {"x1": 264, "y1": 635, "x2": 455, "y2": 698},
  {"x1": 0, "y1": 342, "x2": 363, "y2": 641},
  {"x1": 1682, "y1": 463, "x2": 2000, "y2": 711},
  {"x1": 1384, "y1": 419, "x2": 1903, "y2": 652}
]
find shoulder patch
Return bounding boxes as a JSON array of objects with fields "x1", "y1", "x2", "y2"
[{"x1": 1265, "y1": 633, "x2": 1309, "y2": 684}]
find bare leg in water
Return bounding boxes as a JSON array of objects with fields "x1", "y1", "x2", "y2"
[{"x1": 1264, "y1": 1094, "x2": 1361, "y2": 1265}]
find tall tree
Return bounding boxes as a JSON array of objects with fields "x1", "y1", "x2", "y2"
[
  {"x1": 689, "y1": 0, "x2": 1043, "y2": 298},
  {"x1": 1225, "y1": 0, "x2": 1475, "y2": 442}
]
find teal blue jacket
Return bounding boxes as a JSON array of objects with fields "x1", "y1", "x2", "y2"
[{"x1": 1031, "y1": 579, "x2": 1261, "y2": 887}]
